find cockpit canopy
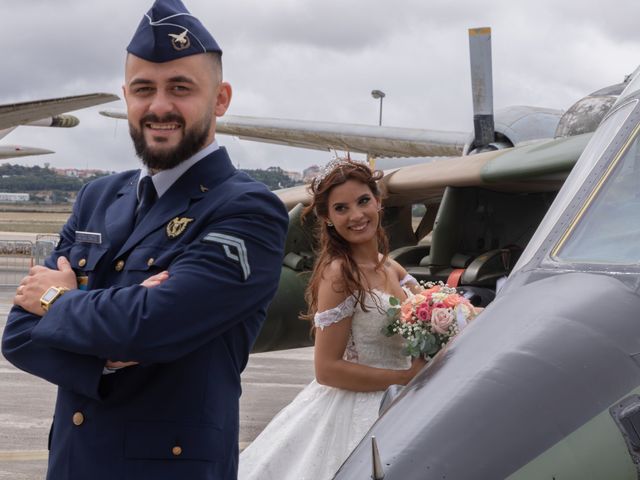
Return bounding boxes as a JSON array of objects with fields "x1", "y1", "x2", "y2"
[
  {"x1": 513, "y1": 68, "x2": 640, "y2": 274},
  {"x1": 553, "y1": 113, "x2": 640, "y2": 264}
]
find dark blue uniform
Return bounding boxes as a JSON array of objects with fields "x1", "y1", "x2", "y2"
[{"x1": 2, "y1": 148, "x2": 288, "y2": 479}]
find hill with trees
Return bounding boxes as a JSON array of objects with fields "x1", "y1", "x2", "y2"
[
  {"x1": 0, "y1": 164, "x2": 302, "y2": 204},
  {"x1": 240, "y1": 166, "x2": 302, "y2": 190}
]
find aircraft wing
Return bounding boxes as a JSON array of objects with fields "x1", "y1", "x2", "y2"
[
  {"x1": 0, "y1": 93, "x2": 119, "y2": 131},
  {"x1": 100, "y1": 110, "x2": 468, "y2": 158},
  {"x1": 216, "y1": 115, "x2": 468, "y2": 157},
  {"x1": 275, "y1": 133, "x2": 592, "y2": 209}
]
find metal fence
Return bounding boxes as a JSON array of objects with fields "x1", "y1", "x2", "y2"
[{"x1": 0, "y1": 234, "x2": 60, "y2": 286}]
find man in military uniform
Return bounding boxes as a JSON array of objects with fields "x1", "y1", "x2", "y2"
[{"x1": 1, "y1": 1, "x2": 288, "y2": 478}]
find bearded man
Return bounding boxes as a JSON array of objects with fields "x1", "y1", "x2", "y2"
[{"x1": 1, "y1": 1, "x2": 288, "y2": 479}]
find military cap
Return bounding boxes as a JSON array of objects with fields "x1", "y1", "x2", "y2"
[{"x1": 127, "y1": 0, "x2": 222, "y2": 63}]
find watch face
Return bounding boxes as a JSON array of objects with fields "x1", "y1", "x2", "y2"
[{"x1": 41, "y1": 288, "x2": 59, "y2": 303}]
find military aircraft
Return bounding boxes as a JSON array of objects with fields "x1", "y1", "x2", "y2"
[
  {"x1": 331, "y1": 65, "x2": 640, "y2": 479},
  {"x1": 218, "y1": 28, "x2": 619, "y2": 162},
  {"x1": 244, "y1": 28, "x2": 629, "y2": 352},
  {"x1": 0, "y1": 93, "x2": 118, "y2": 160},
  {"x1": 97, "y1": 28, "x2": 628, "y2": 353}
]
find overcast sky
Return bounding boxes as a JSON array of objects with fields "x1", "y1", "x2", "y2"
[{"x1": 1, "y1": 0, "x2": 638, "y2": 173}]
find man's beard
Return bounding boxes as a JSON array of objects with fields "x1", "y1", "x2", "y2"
[{"x1": 129, "y1": 111, "x2": 212, "y2": 171}]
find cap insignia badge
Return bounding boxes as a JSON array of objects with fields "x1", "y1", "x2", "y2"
[
  {"x1": 169, "y1": 30, "x2": 191, "y2": 51},
  {"x1": 166, "y1": 217, "x2": 194, "y2": 238}
]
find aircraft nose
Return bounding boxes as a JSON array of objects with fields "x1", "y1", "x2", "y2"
[{"x1": 334, "y1": 272, "x2": 640, "y2": 479}]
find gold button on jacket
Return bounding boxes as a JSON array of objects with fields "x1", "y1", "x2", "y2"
[
  {"x1": 171, "y1": 446, "x2": 182, "y2": 456},
  {"x1": 78, "y1": 258, "x2": 87, "y2": 268},
  {"x1": 115, "y1": 260, "x2": 125, "y2": 272},
  {"x1": 72, "y1": 412, "x2": 84, "y2": 426}
]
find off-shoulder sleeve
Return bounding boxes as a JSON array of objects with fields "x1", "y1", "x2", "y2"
[
  {"x1": 313, "y1": 296, "x2": 357, "y2": 330},
  {"x1": 400, "y1": 274, "x2": 418, "y2": 286}
]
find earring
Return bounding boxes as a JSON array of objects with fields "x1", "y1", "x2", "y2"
[{"x1": 327, "y1": 221, "x2": 334, "y2": 227}]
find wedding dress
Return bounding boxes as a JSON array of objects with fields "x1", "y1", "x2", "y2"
[{"x1": 238, "y1": 289, "x2": 410, "y2": 480}]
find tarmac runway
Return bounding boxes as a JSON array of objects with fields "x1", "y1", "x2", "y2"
[{"x1": 0, "y1": 288, "x2": 314, "y2": 479}]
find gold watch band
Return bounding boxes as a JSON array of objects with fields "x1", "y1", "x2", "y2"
[{"x1": 40, "y1": 286, "x2": 70, "y2": 312}]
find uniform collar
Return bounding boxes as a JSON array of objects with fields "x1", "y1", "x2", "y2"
[
  {"x1": 113, "y1": 146, "x2": 236, "y2": 260},
  {"x1": 137, "y1": 140, "x2": 220, "y2": 200}
]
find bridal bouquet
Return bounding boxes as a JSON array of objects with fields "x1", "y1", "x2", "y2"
[{"x1": 383, "y1": 282, "x2": 479, "y2": 359}]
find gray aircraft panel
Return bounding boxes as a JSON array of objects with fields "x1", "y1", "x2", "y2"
[{"x1": 334, "y1": 272, "x2": 640, "y2": 479}]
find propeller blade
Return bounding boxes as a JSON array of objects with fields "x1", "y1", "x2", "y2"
[
  {"x1": 469, "y1": 27, "x2": 495, "y2": 151},
  {"x1": 371, "y1": 436, "x2": 385, "y2": 479}
]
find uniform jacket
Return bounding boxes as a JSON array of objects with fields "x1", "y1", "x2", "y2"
[{"x1": 1, "y1": 148, "x2": 288, "y2": 479}]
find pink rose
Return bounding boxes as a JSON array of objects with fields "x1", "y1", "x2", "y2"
[
  {"x1": 416, "y1": 304, "x2": 431, "y2": 322},
  {"x1": 431, "y1": 308, "x2": 455, "y2": 334}
]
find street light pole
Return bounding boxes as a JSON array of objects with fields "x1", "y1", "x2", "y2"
[{"x1": 371, "y1": 89, "x2": 385, "y2": 126}]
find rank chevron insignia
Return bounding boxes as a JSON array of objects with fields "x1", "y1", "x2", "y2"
[
  {"x1": 166, "y1": 217, "x2": 194, "y2": 238},
  {"x1": 202, "y1": 232, "x2": 251, "y2": 281}
]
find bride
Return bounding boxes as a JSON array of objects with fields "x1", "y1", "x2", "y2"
[{"x1": 239, "y1": 159, "x2": 426, "y2": 480}]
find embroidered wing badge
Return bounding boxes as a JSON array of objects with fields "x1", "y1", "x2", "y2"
[
  {"x1": 202, "y1": 232, "x2": 251, "y2": 281},
  {"x1": 166, "y1": 217, "x2": 194, "y2": 239}
]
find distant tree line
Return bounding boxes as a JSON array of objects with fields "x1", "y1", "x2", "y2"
[
  {"x1": 0, "y1": 164, "x2": 108, "y2": 192},
  {"x1": 240, "y1": 167, "x2": 302, "y2": 191},
  {"x1": 0, "y1": 164, "x2": 302, "y2": 195}
]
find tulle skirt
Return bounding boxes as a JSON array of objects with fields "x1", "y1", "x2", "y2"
[{"x1": 238, "y1": 379, "x2": 383, "y2": 480}]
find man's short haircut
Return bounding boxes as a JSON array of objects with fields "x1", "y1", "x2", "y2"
[{"x1": 207, "y1": 52, "x2": 223, "y2": 83}]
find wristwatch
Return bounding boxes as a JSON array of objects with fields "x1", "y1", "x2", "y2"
[{"x1": 40, "y1": 286, "x2": 70, "y2": 312}]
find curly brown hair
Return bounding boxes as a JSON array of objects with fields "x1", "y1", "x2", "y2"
[{"x1": 301, "y1": 159, "x2": 389, "y2": 322}]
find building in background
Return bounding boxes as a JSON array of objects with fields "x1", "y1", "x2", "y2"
[
  {"x1": 53, "y1": 168, "x2": 110, "y2": 179},
  {"x1": 284, "y1": 170, "x2": 303, "y2": 182},
  {"x1": 0, "y1": 193, "x2": 29, "y2": 203},
  {"x1": 302, "y1": 165, "x2": 320, "y2": 183}
]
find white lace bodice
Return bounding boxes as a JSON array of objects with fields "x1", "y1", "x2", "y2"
[
  {"x1": 241, "y1": 290, "x2": 410, "y2": 480},
  {"x1": 314, "y1": 290, "x2": 410, "y2": 370}
]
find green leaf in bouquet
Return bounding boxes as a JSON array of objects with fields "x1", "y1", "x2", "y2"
[
  {"x1": 403, "y1": 345, "x2": 420, "y2": 357},
  {"x1": 427, "y1": 345, "x2": 440, "y2": 356},
  {"x1": 381, "y1": 324, "x2": 395, "y2": 337},
  {"x1": 386, "y1": 307, "x2": 399, "y2": 320},
  {"x1": 417, "y1": 336, "x2": 427, "y2": 352},
  {"x1": 421, "y1": 333, "x2": 439, "y2": 356},
  {"x1": 389, "y1": 296, "x2": 400, "y2": 306},
  {"x1": 407, "y1": 336, "x2": 421, "y2": 349}
]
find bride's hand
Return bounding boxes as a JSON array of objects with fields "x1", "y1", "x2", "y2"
[{"x1": 402, "y1": 356, "x2": 427, "y2": 384}]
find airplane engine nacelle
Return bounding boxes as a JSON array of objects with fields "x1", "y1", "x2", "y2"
[
  {"x1": 463, "y1": 105, "x2": 564, "y2": 155},
  {"x1": 50, "y1": 114, "x2": 80, "y2": 128},
  {"x1": 24, "y1": 114, "x2": 80, "y2": 129}
]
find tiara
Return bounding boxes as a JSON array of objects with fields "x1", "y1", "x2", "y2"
[{"x1": 311, "y1": 158, "x2": 369, "y2": 190}]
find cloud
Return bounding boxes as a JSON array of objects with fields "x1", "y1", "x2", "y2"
[{"x1": 1, "y1": 0, "x2": 638, "y2": 173}]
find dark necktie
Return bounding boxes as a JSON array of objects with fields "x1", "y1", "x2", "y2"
[{"x1": 135, "y1": 176, "x2": 157, "y2": 227}]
